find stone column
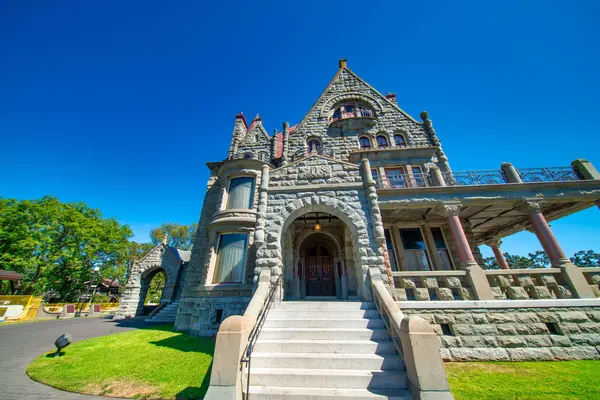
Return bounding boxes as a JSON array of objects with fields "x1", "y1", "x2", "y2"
[
  {"x1": 253, "y1": 164, "x2": 270, "y2": 246},
  {"x1": 438, "y1": 203, "x2": 495, "y2": 300},
  {"x1": 429, "y1": 166, "x2": 446, "y2": 187},
  {"x1": 519, "y1": 200, "x2": 594, "y2": 298},
  {"x1": 270, "y1": 130, "x2": 278, "y2": 160},
  {"x1": 360, "y1": 158, "x2": 385, "y2": 245},
  {"x1": 281, "y1": 122, "x2": 290, "y2": 165},
  {"x1": 501, "y1": 162, "x2": 522, "y2": 183},
  {"x1": 486, "y1": 239, "x2": 510, "y2": 269}
]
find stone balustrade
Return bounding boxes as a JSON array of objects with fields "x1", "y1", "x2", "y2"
[
  {"x1": 484, "y1": 268, "x2": 573, "y2": 300},
  {"x1": 392, "y1": 270, "x2": 475, "y2": 301},
  {"x1": 580, "y1": 267, "x2": 600, "y2": 297}
]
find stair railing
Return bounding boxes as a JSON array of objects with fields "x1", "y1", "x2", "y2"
[{"x1": 240, "y1": 274, "x2": 282, "y2": 399}]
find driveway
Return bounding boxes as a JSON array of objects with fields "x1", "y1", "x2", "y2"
[{"x1": 0, "y1": 316, "x2": 156, "y2": 400}]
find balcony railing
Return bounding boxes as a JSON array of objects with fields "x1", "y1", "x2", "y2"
[
  {"x1": 442, "y1": 170, "x2": 507, "y2": 186},
  {"x1": 292, "y1": 145, "x2": 335, "y2": 161},
  {"x1": 378, "y1": 172, "x2": 431, "y2": 189},
  {"x1": 518, "y1": 167, "x2": 581, "y2": 183}
]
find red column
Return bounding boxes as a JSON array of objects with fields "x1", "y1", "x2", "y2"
[
  {"x1": 490, "y1": 243, "x2": 510, "y2": 270},
  {"x1": 447, "y1": 214, "x2": 475, "y2": 263},
  {"x1": 527, "y1": 209, "x2": 568, "y2": 263}
]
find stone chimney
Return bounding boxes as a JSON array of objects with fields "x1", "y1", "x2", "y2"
[
  {"x1": 386, "y1": 92, "x2": 397, "y2": 104},
  {"x1": 339, "y1": 59, "x2": 347, "y2": 69}
]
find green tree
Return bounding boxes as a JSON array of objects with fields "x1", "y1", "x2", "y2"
[
  {"x1": 571, "y1": 250, "x2": 600, "y2": 267},
  {"x1": 145, "y1": 271, "x2": 166, "y2": 304},
  {"x1": 528, "y1": 250, "x2": 550, "y2": 268},
  {"x1": 482, "y1": 256, "x2": 499, "y2": 270},
  {"x1": 0, "y1": 196, "x2": 133, "y2": 300},
  {"x1": 150, "y1": 222, "x2": 197, "y2": 250}
]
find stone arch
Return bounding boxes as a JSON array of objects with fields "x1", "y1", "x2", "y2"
[
  {"x1": 263, "y1": 195, "x2": 374, "y2": 300},
  {"x1": 295, "y1": 228, "x2": 344, "y2": 258},
  {"x1": 319, "y1": 92, "x2": 384, "y2": 118},
  {"x1": 114, "y1": 244, "x2": 181, "y2": 319}
]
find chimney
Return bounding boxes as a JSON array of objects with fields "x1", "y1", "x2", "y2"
[
  {"x1": 386, "y1": 92, "x2": 397, "y2": 104},
  {"x1": 338, "y1": 59, "x2": 347, "y2": 69}
]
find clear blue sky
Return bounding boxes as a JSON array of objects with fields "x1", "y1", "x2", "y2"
[{"x1": 1, "y1": 1, "x2": 599, "y2": 259}]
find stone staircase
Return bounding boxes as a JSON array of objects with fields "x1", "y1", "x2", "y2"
[
  {"x1": 247, "y1": 301, "x2": 412, "y2": 399},
  {"x1": 145, "y1": 301, "x2": 179, "y2": 323}
]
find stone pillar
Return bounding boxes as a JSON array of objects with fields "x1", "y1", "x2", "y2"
[
  {"x1": 360, "y1": 158, "x2": 385, "y2": 245},
  {"x1": 420, "y1": 111, "x2": 452, "y2": 175},
  {"x1": 519, "y1": 200, "x2": 594, "y2": 298},
  {"x1": 253, "y1": 164, "x2": 270, "y2": 246},
  {"x1": 281, "y1": 122, "x2": 290, "y2": 165},
  {"x1": 438, "y1": 203, "x2": 495, "y2": 300},
  {"x1": 571, "y1": 158, "x2": 600, "y2": 180},
  {"x1": 501, "y1": 162, "x2": 523, "y2": 183},
  {"x1": 429, "y1": 166, "x2": 446, "y2": 187},
  {"x1": 486, "y1": 239, "x2": 510, "y2": 269},
  {"x1": 270, "y1": 130, "x2": 278, "y2": 160}
]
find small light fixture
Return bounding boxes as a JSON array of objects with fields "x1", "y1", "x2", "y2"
[
  {"x1": 53, "y1": 333, "x2": 72, "y2": 357},
  {"x1": 314, "y1": 213, "x2": 321, "y2": 231}
]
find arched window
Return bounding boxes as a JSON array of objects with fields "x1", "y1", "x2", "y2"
[
  {"x1": 243, "y1": 153, "x2": 253, "y2": 159},
  {"x1": 359, "y1": 136, "x2": 371, "y2": 149},
  {"x1": 376, "y1": 135, "x2": 389, "y2": 148},
  {"x1": 307, "y1": 138, "x2": 321, "y2": 153},
  {"x1": 394, "y1": 134, "x2": 407, "y2": 147}
]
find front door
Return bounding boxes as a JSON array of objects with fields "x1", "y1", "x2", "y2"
[{"x1": 305, "y1": 243, "x2": 335, "y2": 296}]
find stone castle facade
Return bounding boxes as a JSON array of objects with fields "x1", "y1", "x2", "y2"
[{"x1": 117, "y1": 59, "x2": 600, "y2": 364}]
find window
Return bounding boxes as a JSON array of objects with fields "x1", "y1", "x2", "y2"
[
  {"x1": 384, "y1": 228, "x2": 398, "y2": 271},
  {"x1": 332, "y1": 108, "x2": 342, "y2": 120},
  {"x1": 227, "y1": 177, "x2": 255, "y2": 209},
  {"x1": 431, "y1": 227, "x2": 453, "y2": 270},
  {"x1": 307, "y1": 138, "x2": 321, "y2": 153},
  {"x1": 399, "y1": 227, "x2": 431, "y2": 271},
  {"x1": 394, "y1": 134, "x2": 407, "y2": 147},
  {"x1": 385, "y1": 167, "x2": 407, "y2": 188},
  {"x1": 411, "y1": 166, "x2": 426, "y2": 187},
  {"x1": 243, "y1": 153, "x2": 253, "y2": 159},
  {"x1": 344, "y1": 104, "x2": 355, "y2": 115},
  {"x1": 371, "y1": 168, "x2": 378, "y2": 183},
  {"x1": 376, "y1": 135, "x2": 389, "y2": 148},
  {"x1": 359, "y1": 136, "x2": 371, "y2": 149},
  {"x1": 213, "y1": 233, "x2": 248, "y2": 283}
]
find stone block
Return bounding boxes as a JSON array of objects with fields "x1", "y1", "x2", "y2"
[
  {"x1": 515, "y1": 313, "x2": 541, "y2": 323},
  {"x1": 417, "y1": 313, "x2": 435, "y2": 324},
  {"x1": 507, "y1": 348, "x2": 554, "y2": 361},
  {"x1": 435, "y1": 288, "x2": 454, "y2": 301},
  {"x1": 550, "y1": 335, "x2": 572, "y2": 347},
  {"x1": 537, "y1": 311, "x2": 560, "y2": 323},
  {"x1": 524, "y1": 335, "x2": 552, "y2": 347},
  {"x1": 487, "y1": 313, "x2": 516, "y2": 324},
  {"x1": 458, "y1": 287, "x2": 474, "y2": 300},
  {"x1": 579, "y1": 322, "x2": 600, "y2": 334},
  {"x1": 422, "y1": 277, "x2": 439, "y2": 289},
  {"x1": 434, "y1": 314, "x2": 455, "y2": 324},
  {"x1": 441, "y1": 336, "x2": 463, "y2": 348},
  {"x1": 515, "y1": 324, "x2": 531, "y2": 335},
  {"x1": 551, "y1": 347, "x2": 600, "y2": 360},
  {"x1": 462, "y1": 336, "x2": 498, "y2": 348},
  {"x1": 473, "y1": 314, "x2": 488, "y2": 324},
  {"x1": 517, "y1": 276, "x2": 535, "y2": 287},
  {"x1": 528, "y1": 323, "x2": 551, "y2": 335},
  {"x1": 538, "y1": 274, "x2": 558, "y2": 287},
  {"x1": 414, "y1": 288, "x2": 430, "y2": 301},
  {"x1": 553, "y1": 285, "x2": 573, "y2": 299},
  {"x1": 497, "y1": 336, "x2": 527, "y2": 348},
  {"x1": 453, "y1": 314, "x2": 475, "y2": 324},
  {"x1": 439, "y1": 348, "x2": 452, "y2": 361},
  {"x1": 449, "y1": 348, "x2": 510, "y2": 361},
  {"x1": 559, "y1": 311, "x2": 589, "y2": 323},
  {"x1": 529, "y1": 286, "x2": 552, "y2": 299},
  {"x1": 586, "y1": 312, "x2": 600, "y2": 322},
  {"x1": 395, "y1": 288, "x2": 408, "y2": 301},
  {"x1": 497, "y1": 324, "x2": 518, "y2": 335},
  {"x1": 400, "y1": 278, "x2": 416, "y2": 289},
  {"x1": 444, "y1": 277, "x2": 462, "y2": 288},
  {"x1": 491, "y1": 275, "x2": 511, "y2": 288},
  {"x1": 491, "y1": 287, "x2": 506, "y2": 299},
  {"x1": 507, "y1": 286, "x2": 529, "y2": 300},
  {"x1": 568, "y1": 334, "x2": 600, "y2": 346}
]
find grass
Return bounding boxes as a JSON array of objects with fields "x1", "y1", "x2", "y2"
[
  {"x1": 446, "y1": 361, "x2": 600, "y2": 400},
  {"x1": 26, "y1": 324, "x2": 214, "y2": 399}
]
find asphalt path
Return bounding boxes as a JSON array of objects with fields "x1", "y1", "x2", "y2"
[{"x1": 0, "y1": 316, "x2": 155, "y2": 400}]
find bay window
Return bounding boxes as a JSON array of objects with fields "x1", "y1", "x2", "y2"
[
  {"x1": 213, "y1": 233, "x2": 248, "y2": 283},
  {"x1": 227, "y1": 177, "x2": 255, "y2": 209}
]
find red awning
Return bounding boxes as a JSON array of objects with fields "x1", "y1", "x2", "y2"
[{"x1": 0, "y1": 270, "x2": 24, "y2": 281}]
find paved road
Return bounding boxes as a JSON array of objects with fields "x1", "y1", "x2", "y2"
[{"x1": 0, "y1": 316, "x2": 155, "y2": 400}]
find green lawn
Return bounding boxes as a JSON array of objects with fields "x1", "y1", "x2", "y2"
[
  {"x1": 27, "y1": 324, "x2": 214, "y2": 399},
  {"x1": 446, "y1": 360, "x2": 600, "y2": 400}
]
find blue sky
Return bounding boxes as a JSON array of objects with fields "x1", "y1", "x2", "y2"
[{"x1": 1, "y1": 1, "x2": 599, "y2": 259}]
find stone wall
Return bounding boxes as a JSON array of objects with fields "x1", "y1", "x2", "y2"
[{"x1": 402, "y1": 305, "x2": 600, "y2": 361}]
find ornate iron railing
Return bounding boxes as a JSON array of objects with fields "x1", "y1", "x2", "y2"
[
  {"x1": 241, "y1": 275, "x2": 282, "y2": 398},
  {"x1": 518, "y1": 167, "x2": 581, "y2": 183},
  {"x1": 442, "y1": 170, "x2": 507, "y2": 186},
  {"x1": 292, "y1": 145, "x2": 335, "y2": 161},
  {"x1": 228, "y1": 152, "x2": 270, "y2": 162},
  {"x1": 380, "y1": 172, "x2": 431, "y2": 189}
]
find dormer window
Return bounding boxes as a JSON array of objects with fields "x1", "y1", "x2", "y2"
[
  {"x1": 359, "y1": 136, "x2": 372, "y2": 149},
  {"x1": 394, "y1": 134, "x2": 407, "y2": 148},
  {"x1": 330, "y1": 101, "x2": 375, "y2": 123},
  {"x1": 376, "y1": 135, "x2": 389, "y2": 148}
]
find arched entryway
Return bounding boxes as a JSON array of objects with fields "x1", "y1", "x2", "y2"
[
  {"x1": 138, "y1": 267, "x2": 167, "y2": 315},
  {"x1": 304, "y1": 243, "x2": 335, "y2": 297}
]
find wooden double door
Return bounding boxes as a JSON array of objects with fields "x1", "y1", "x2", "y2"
[{"x1": 305, "y1": 243, "x2": 335, "y2": 297}]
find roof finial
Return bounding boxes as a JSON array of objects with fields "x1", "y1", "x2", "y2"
[
  {"x1": 420, "y1": 111, "x2": 429, "y2": 122},
  {"x1": 162, "y1": 234, "x2": 168, "y2": 245},
  {"x1": 339, "y1": 58, "x2": 347, "y2": 69},
  {"x1": 253, "y1": 113, "x2": 261, "y2": 121}
]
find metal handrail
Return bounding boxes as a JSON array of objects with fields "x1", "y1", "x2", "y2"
[{"x1": 241, "y1": 274, "x2": 282, "y2": 398}]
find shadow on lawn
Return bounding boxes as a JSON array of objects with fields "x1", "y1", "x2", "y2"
[{"x1": 174, "y1": 363, "x2": 212, "y2": 400}]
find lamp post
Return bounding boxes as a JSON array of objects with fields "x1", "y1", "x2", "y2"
[{"x1": 77, "y1": 266, "x2": 100, "y2": 317}]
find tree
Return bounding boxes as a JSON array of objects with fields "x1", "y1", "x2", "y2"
[
  {"x1": 0, "y1": 196, "x2": 133, "y2": 300},
  {"x1": 482, "y1": 256, "x2": 499, "y2": 270},
  {"x1": 145, "y1": 271, "x2": 166, "y2": 304},
  {"x1": 571, "y1": 250, "x2": 600, "y2": 267},
  {"x1": 150, "y1": 222, "x2": 197, "y2": 250},
  {"x1": 527, "y1": 250, "x2": 550, "y2": 268}
]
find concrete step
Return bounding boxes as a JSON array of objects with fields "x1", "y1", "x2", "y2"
[
  {"x1": 274, "y1": 302, "x2": 376, "y2": 311},
  {"x1": 268, "y1": 310, "x2": 380, "y2": 319},
  {"x1": 249, "y1": 368, "x2": 408, "y2": 389},
  {"x1": 251, "y1": 353, "x2": 404, "y2": 370},
  {"x1": 254, "y1": 339, "x2": 397, "y2": 355},
  {"x1": 248, "y1": 386, "x2": 412, "y2": 400},
  {"x1": 264, "y1": 318, "x2": 385, "y2": 329},
  {"x1": 260, "y1": 328, "x2": 390, "y2": 341}
]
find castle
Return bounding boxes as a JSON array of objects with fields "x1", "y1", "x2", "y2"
[{"x1": 116, "y1": 60, "x2": 600, "y2": 399}]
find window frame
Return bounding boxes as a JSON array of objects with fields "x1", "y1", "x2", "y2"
[
  {"x1": 359, "y1": 136, "x2": 372, "y2": 149},
  {"x1": 376, "y1": 135, "x2": 389, "y2": 148},
  {"x1": 307, "y1": 138, "x2": 322, "y2": 153},
  {"x1": 212, "y1": 232, "x2": 249, "y2": 284},
  {"x1": 393, "y1": 133, "x2": 407, "y2": 148},
  {"x1": 226, "y1": 176, "x2": 256, "y2": 209},
  {"x1": 397, "y1": 225, "x2": 432, "y2": 272},
  {"x1": 429, "y1": 225, "x2": 456, "y2": 270}
]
